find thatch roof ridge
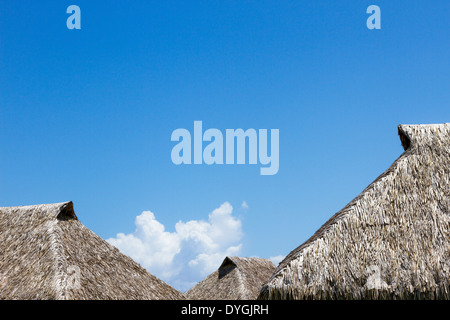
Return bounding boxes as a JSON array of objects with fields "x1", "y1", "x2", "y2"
[
  {"x1": 260, "y1": 123, "x2": 450, "y2": 299},
  {"x1": 185, "y1": 256, "x2": 276, "y2": 300},
  {"x1": 0, "y1": 201, "x2": 185, "y2": 300},
  {"x1": 220, "y1": 256, "x2": 274, "y2": 272},
  {"x1": 0, "y1": 201, "x2": 77, "y2": 221},
  {"x1": 398, "y1": 123, "x2": 450, "y2": 150}
]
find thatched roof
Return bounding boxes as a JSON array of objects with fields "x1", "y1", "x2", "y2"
[
  {"x1": 185, "y1": 256, "x2": 276, "y2": 300},
  {"x1": 260, "y1": 123, "x2": 450, "y2": 300},
  {"x1": 0, "y1": 201, "x2": 185, "y2": 300}
]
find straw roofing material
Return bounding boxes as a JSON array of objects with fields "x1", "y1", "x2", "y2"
[
  {"x1": 0, "y1": 201, "x2": 185, "y2": 300},
  {"x1": 259, "y1": 123, "x2": 450, "y2": 300},
  {"x1": 185, "y1": 256, "x2": 276, "y2": 300}
]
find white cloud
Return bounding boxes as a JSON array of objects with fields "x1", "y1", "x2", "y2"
[
  {"x1": 107, "y1": 202, "x2": 243, "y2": 292},
  {"x1": 241, "y1": 201, "x2": 249, "y2": 209}
]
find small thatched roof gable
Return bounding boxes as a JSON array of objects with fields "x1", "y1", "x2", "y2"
[
  {"x1": 0, "y1": 201, "x2": 185, "y2": 300},
  {"x1": 260, "y1": 123, "x2": 450, "y2": 300},
  {"x1": 185, "y1": 256, "x2": 276, "y2": 300}
]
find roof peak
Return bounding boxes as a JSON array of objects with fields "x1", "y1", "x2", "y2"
[
  {"x1": 0, "y1": 201, "x2": 77, "y2": 221},
  {"x1": 218, "y1": 256, "x2": 276, "y2": 279},
  {"x1": 219, "y1": 256, "x2": 267, "y2": 268},
  {"x1": 398, "y1": 123, "x2": 449, "y2": 151},
  {"x1": 218, "y1": 257, "x2": 239, "y2": 278}
]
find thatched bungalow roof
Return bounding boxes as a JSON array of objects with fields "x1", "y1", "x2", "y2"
[
  {"x1": 259, "y1": 123, "x2": 450, "y2": 300},
  {"x1": 0, "y1": 201, "x2": 185, "y2": 300},
  {"x1": 185, "y1": 256, "x2": 276, "y2": 300}
]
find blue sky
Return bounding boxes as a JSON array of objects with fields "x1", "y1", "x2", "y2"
[{"x1": 1, "y1": 1, "x2": 449, "y2": 291}]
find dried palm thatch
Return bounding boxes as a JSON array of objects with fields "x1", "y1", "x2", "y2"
[
  {"x1": 0, "y1": 201, "x2": 185, "y2": 300},
  {"x1": 259, "y1": 123, "x2": 450, "y2": 300},
  {"x1": 185, "y1": 256, "x2": 276, "y2": 300}
]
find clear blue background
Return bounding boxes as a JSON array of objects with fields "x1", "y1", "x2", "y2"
[{"x1": 1, "y1": 1, "x2": 449, "y2": 263}]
